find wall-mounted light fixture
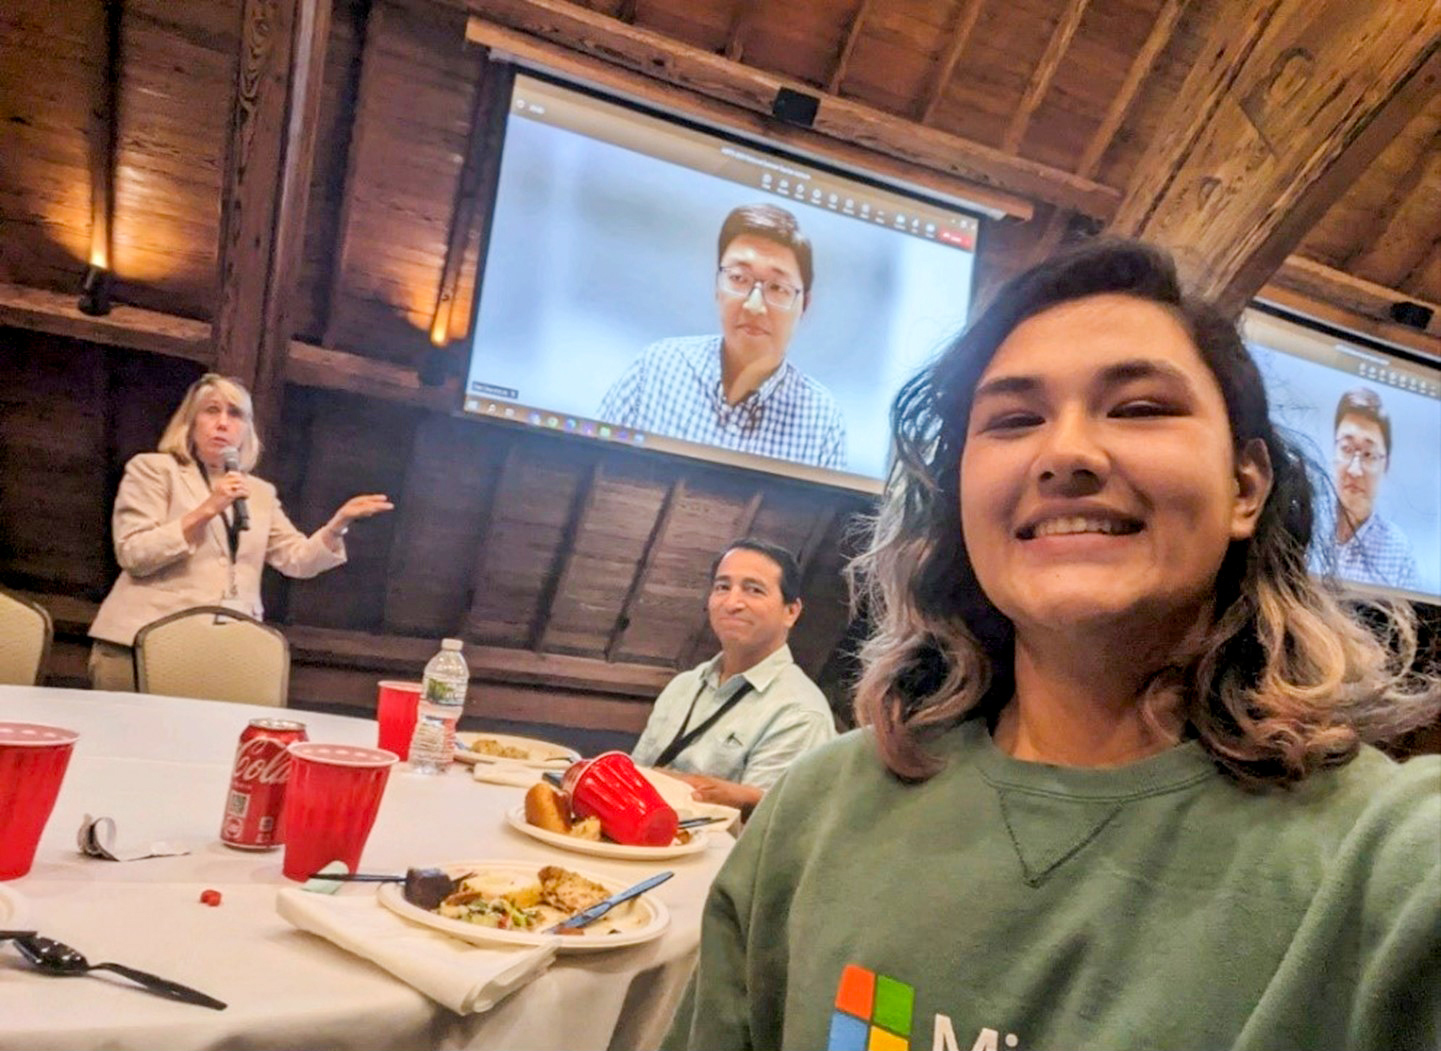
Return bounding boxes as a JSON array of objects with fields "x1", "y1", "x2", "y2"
[{"x1": 78, "y1": 263, "x2": 112, "y2": 316}]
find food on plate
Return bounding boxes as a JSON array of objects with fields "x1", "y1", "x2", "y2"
[
  {"x1": 466, "y1": 737, "x2": 534, "y2": 760},
  {"x1": 199, "y1": 888, "x2": 222, "y2": 906},
  {"x1": 434, "y1": 865, "x2": 626, "y2": 934},
  {"x1": 569, "y1": 815, "x2": 602, "y2": 841},
  {"x1": 404, "y1": 866, "x2": 465, "y2": 910},
  {"x1": 525, "y1": 782, "x2": 573, "y2": 834},
  {"x1": 522, "y1": 783, "x2": 690, "y2": 846}
]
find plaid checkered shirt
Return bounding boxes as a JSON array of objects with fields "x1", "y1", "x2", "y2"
[
  {"x1": 596, "y1": 335, "x2": 847, "y2": 470},
  {"x1": 1312, "y1": 505, "x2": 1419, "y2": 591}
]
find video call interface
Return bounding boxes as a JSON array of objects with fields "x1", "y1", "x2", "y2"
[
  {"x1": 1244, "y1": 310, "x2": 1441, "y2": 602},
  {"x1": 461, "y1": 73, "x2": 980, "y2": 489}
]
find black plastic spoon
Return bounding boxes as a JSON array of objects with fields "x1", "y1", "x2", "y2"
[{"x1": 10, "y1": 935, "x2": 227, "y2": 1010}]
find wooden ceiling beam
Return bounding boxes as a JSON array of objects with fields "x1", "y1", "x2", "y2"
[
  {"x1": 0, "y1": 281, "x2": 464, "y2": 410},
  {"x1": 679, "y1": 491, "x2": 764, "y2": 667},
  {"x1": 606, "y1": 477, "x2": 686, "y2": 663},
  {"x1": 285, "y1": 623, "x2": 675, "y2": 697},
  {"x1": 724, "y1": 0, "x2": 760, "y2": 63},
  {"x1": 826, "y1": 0, "x2": 873, "y2": 95},
  {"x1": 322, "y1": 0, "x2": 382, "y2": 348},
  {"x1": 431, "y1": 53, "x2": 512, "y2": 345},
  {"x1": 213, "y1": 0, "x2": 332, "y2": 432},
  {"x1": 0, "y1": 282, "x2": 212, "y2": 364},
  {"x1": 532, "y1": 459, "x2": 604, "y2": 652},
  {"x1": 1074, "y1": 0, "x2": 1186, "y2": 179},
  {"x1": 1109, "y1": 0, "x2": 1441, "y2": 316},
  {"x1": 1262, "y1": 255, "x2": 1441, "y2": 353},
  {"x1": 463, "y1": 443, "x2": 521, "y2": 636},
  {"x1": 1001, "y1": 0, "x2": 1090, "y2": 152},
  {"x1": 463, "y1": 2, "x2": 1115, "y2": 217},
  {"x1": 919, "y1": 0, "x2": 985, "y2": 126},
  {"x1": 86, "y1": 0, "x2": 122, "y2": 273},
  {"x1": 1342, "y1": 138, "x2": 1441, "y2": 290}
]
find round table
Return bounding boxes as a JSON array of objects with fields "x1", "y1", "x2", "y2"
[{"x1": 0, "y1": 686, "x2": 732, "y2": 1050}]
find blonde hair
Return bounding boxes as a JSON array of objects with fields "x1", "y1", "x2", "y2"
[
  {"x1": 157, "y1": 373, "x2": 262, "y2": 471},
  {"x1": 851, "y1": 241, "x2": 1440, "y2": 788}
]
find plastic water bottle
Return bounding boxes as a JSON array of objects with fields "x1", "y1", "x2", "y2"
[{"x1": 408, "y1": 638, "x2": 469, "y2": 775}]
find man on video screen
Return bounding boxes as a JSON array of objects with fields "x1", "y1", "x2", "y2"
[
  {"x1": 597, "y1": 204, "x2": 847, "y2": 469},
  {"x1": 1324, "y1": 387, "x2": 1418, "y2": 590}
]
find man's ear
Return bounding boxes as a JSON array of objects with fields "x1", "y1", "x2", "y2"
[
  {"x1": 783, "y1": 597, "x2": 803, "y2": 629},
  {"x1": 1230, "y1": 437, "x2": 1274, "y2": 540}
]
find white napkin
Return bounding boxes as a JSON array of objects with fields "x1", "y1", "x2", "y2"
[
  {"x1": 275, "y1": 888, "x2": 556, "y2": 1015},
  {"x1": 469, "y1": 762, "x2": 540, "y2": 787},
  {"x1": 76, "y1": 814, "x2": 190, "y2": 861}
]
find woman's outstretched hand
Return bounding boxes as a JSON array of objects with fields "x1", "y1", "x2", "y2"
[{"x1": 333, "y1": 494, "x2": 394, "y2": 523}]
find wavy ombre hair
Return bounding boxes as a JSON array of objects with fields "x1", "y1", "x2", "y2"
[
  {"x1": 850, "y1": 240, "x2": 1439, "y2": 787},
  {"x1": 157, "y1": 373, "x2": 262, "y2": 471}
]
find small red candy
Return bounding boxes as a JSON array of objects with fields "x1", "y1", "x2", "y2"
[{"x1": 199, "y1": 888, "x2": 222, "y2": 907}]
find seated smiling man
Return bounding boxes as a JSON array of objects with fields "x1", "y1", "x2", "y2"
[{"x1": 631, "y1": 538, "x2": 837, "y2": 814}]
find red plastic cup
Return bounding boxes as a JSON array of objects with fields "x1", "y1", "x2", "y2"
[
  {"x1": 562, "y1": 751, "x2": 678, "y2": 847},
  {"x1": 0, "y1": 722, "x2": 80, "y2": 880},
  {"x1": 375, "y1": 681, "x2": 422, "y2": 760},
  {"x1": 280, "y1": 742, "x2": 397, "y2": 881}
]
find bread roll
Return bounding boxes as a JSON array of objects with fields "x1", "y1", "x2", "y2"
[{"x1": 524, "y1": 782, "x2": 572, "y2": 834}]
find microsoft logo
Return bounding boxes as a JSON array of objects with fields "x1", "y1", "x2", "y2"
[{"x1": 827, "y1": 963, "x2": 915, "y2": 1051}]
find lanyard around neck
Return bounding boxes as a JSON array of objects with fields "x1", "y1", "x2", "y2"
[{"x1": 653, "y1": 676, "x2": 755, "y2": 769}]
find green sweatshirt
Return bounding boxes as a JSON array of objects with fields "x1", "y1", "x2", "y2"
[{"x1": 665, "y1": 719, "x2": 1441, "y2": 1051}]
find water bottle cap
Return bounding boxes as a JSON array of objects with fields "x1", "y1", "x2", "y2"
[{"x1": 441, "y1": 638, "x2": 463, "y2": 651}]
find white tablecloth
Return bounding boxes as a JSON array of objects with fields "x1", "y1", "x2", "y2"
[{"x1": 0, "y1": 686, "x2": 731, "y2": 1050}]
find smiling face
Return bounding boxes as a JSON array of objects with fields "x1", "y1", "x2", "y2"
[
  {"x1": 715, "y1": 234, "x2": 806, "y2": 370},
  {"x1": 189, "y1": 391, "x2": 250, "y2": 470},
  {"x1": 706, "y1": 547, "x2": 802, "y2": 663},
  {"x1": 958, "y1": 294, "x2": 1271, "y2": 640},
  {"x1": 1332, "y1": 413, "x2": 1387, "y2": 527}
]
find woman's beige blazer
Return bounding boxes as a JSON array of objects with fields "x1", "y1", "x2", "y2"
[{"x1": 89, "y1": 453, "x2": 345, "y2": 645}]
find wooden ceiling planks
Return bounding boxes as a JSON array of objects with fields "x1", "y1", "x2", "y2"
[
  {"x1": 381, "y1": 413, "x2": 505, "y2": 636},
  {"x1": 324, "y1": 0, "x2": 479, "y2": 361},
  {"x1": 827, "y1": 0, "x2": 874, "y2": 94},
  {"x1": 464, "y1": 436, "x2": 600, "y2": 646},
  {"x1": 111, "y1": 1, "x2": 237, "y2": 320},
  {"x1": 0, "y1": 334, "x2": 117, "y2": 596},
  {"x1": 1110, "y1": 0, "x2": 1441, "y2": 314},
  {"x1": 0, "y1": 2, "x2": 106, "y2": 292},
  {"x1": 542, "y1": 458, "x2": 675, "y2": 657},
  {"x1": 279, "y1": 389, "x2": 419, "y2": 631},
  {"x1": 292, "y1": 0, "x2": 369, "y2": 343}
]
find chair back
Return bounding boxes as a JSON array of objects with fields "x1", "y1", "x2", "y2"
[
  {"x1": 0, "y1": 589, "x2": 53, "y2": 686},
  {"x1": 135, "y1": 606, "x2": 289, "y2": 707}
]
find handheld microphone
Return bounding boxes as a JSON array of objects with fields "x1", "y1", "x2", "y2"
[{"x1": 220, "y1": 447, "x2": 250, "y2": 532}]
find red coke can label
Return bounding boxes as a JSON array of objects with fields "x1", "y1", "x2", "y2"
[{"x1": 220, "y1": 718, "x2": 307, "y2": 850}]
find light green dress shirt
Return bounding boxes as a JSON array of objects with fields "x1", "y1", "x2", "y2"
[{"x1": 631, "y1": 644, "x2": 836, "y2": 789}]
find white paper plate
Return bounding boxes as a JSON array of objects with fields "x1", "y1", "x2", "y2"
[
  {"x1": 454, "y1": 733, "x2": 580, "y2": 769},
  {"x1": 377, "y1": 860, "x2": 669, "y2": 953},
  {"x1": 505, "y1": 804, "x2": 711, "y2": 860},
  {"x1": 0, "y1": 884, "x2": 31, "y2": 930},
  {"x1": 638, "y1": 767, "x2": 742, "y2": 833}
]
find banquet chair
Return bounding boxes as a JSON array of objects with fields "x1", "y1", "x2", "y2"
[
  {"x1": 0, "y1": 588, "x2": 53, "y2": 686},
  {"x1": 134, "y1": 606, "x2": 290, "y2": 707}
]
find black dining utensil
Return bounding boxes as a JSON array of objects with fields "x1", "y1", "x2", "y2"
[
  {"x1": 0, "y1": 930, "x2": 38, "y2": 940},
  {"x1": 10, "y1": 935, "x2": 227, "y2": 1010},
  {"x1": 304, "y1": 866, "x2": 466, "y2": 909},
  {"x1": 677, "y1": 815, "x2": 725, "y2": 829}
]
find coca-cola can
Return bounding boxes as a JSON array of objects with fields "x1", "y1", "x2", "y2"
[{"x1": 220, "y1": 718, "x2": 308, "y2": 850}]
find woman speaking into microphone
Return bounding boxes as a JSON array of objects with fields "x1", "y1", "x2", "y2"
[{"x1": 87, "y1": 373, "x2": 393, "y2": 691}]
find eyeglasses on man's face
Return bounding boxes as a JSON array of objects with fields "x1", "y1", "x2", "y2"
[
  {"x1": 1334, "y1": 439, "x2": 1386, "y2": 473},
  {"x1": 716, "y1": 266, "x2": 803, "y2": 311}
]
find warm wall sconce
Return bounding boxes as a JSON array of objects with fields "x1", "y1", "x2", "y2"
[{"x1": 78, "y1": 264, "x2": 113, "y2": 317}]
